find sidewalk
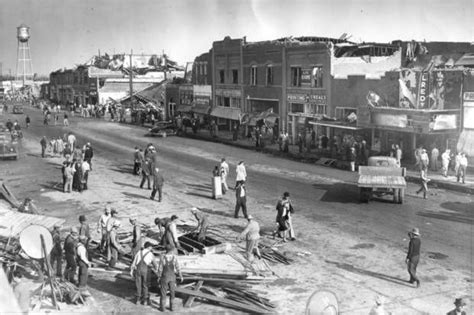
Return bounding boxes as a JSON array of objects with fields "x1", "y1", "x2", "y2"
[{"x1": 177, "y1": 128, "x2": 474, "y2": 195}]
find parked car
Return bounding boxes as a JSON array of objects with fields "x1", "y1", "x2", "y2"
[
  {"x1": 12, "y1": 105, "x2": 24, "y2": 114},
  {"x1": 146, "y1": 121, "x2": 180, "y2": 137},
  {"x1": 0, "y1": 134, "x2": 18, "y2": 160}
]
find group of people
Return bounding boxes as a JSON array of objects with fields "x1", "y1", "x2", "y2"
[
  {"x1": 39, "y1": 133, "x2": 94, "y2": 193},
  {"x1": 133, "y1": 144, "x2": 164, "y2": 202}
]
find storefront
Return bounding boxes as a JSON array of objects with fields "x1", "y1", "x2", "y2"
[{"x1": 213, "y1": 88, "x2": 242, "y2": 130}]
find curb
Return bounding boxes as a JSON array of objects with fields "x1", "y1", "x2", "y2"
[{"x1": 181, "y1": 133, "x2": 474, "y2": 195}]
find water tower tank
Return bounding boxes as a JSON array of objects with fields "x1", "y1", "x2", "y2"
[{"x1": 17, "y1": 24, "x2": 30, "y2": 42}]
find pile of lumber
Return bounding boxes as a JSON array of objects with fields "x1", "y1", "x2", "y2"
[
  {"x1": 175, "y1": 278, "x2": 275, "y2": 313},
  {"x1": 258, "y1": 243, "x2": 293, "y2": 265}
]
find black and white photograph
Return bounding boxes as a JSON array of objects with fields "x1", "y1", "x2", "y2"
[{"x1": 0, "y1": 0, "x2": 472, "y2": 314}]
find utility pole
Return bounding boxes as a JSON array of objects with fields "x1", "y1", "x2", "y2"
[
  {"x1": 129, "y1": 49, "x2": 133, "y2": 104},
  {"x1": 0, "y1": 62, "x2": 2, "y2": 80}
]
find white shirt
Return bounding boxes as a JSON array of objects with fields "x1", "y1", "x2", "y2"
[
  {"x1": 236, "y1": 164, "x2": 247, "y2": 181},
  {"x1": 220, "y1": 161, "x2": 229, "y2": 176},
  {"x1": 131, "y1": 248, "x2": 157, "y2": 269},
  {"x1": 98, "y1": 213, "x2": 110, "y2": 229},
  {"x1": 77, "y1": 243, "x2": 90, "y2": 265},
  {"x1": 82, "y1": 161, "x2": 90, "y2": 173}
]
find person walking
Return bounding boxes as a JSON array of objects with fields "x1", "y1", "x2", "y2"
[
  {"x1": 64, "y1": 227, "x2": 79, "y2": 284},
  {"x1": 133, "y1": 147, "x2": 143, "y2": 175},
  {"x1": 234, "y1": 182, "x2": 248, "y2": 219},
  {"x1": 238, "y1": 215, "x2": 261, "y2": 262},
  {"x1": 235, "y1": 161, "x2": 247, "y2": 187},
  {"x1": 40, "y1": 136, "x2": 48, "y2": 158},
  {"x1": 67, "y1": 133, "x2": 76, "y2": 151},
  {"x1": 97, "y1": 206, "x2": 111, "y2": 252},
  {"x1": 416, "y1": 165, "x2": 430, "y2": 199},
  {"x1": 81, "y1": 159, "x2": 90, "y2": 190},
  {"x1": 283, "y1": 132, "x2": 290, "y2": 153},
  {"x1": 49, "y1": 224, "x2": 63, "y2": 278},
  {"x1": 441, "y1": 149, "x2": 451, "y2": 177},
  {"x1": 130, "y1": 242, "x2": 159, "y2": 305},
  {"x1": 158, "y1": 245, "x2": 183, "y2": 312},
  {"x1": 446, "y1": 298, "x2": 467, "y2": 315},
  {"x1": 25, "y1": 115, "x2": 30, "y2": 128},
  {"x1": 395, "y1": 144, "x2": 402, "y2": 167},
  {"x1": 130, "y1": 217, "x2": 142, "y2": 258},
  {"x1": 430, "y1": 146, "x2": 439, "y2": 171},
  {"x1": 191, "y1": 207, "x2": 209, "y2": 241},
  {"x1": 150, "y1": 167, "x2": 164, "y2": 202},
  {"x1": 139, "y1": 158, "x2": 152, "y2": 190},
  {"x1": 457, "y1": 153, "x2": 468, "y2": 184},
  {"x1": 297, "y1": 132, "x2": 303, "y2": 153},
  {"x1": 220, "y1": 158, "x2": 229, "y2": 194},
  {"x1": 414, "y1": 145, "x2": 423, "y2": 169},
  {"x1": 273, "y1": 193, "x2": 290, "y2": 242},
  {"x1": 406, "y1": 227, "x2": 421, "y2": 288},
  {"x1": 63, "y1": 113, "x2": 69, "y2": 126},
  {"x1": 76, "y1": 235, "x2": 91, "y2": 294}
]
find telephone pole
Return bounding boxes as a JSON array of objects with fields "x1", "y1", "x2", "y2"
[{"x1": 129, "y1": 49, "x2": 133, "y2": 103}]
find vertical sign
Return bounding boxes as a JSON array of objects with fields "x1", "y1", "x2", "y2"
[
  {"x1": 301, "y1": 69, "x2": 312, "y2": 87},
  {"x1": 417, "y1": 72, "x2": 429, "y2": 109}
]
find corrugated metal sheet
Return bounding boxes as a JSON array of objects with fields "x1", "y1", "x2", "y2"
[{"x1": 0, "y1": 208, "x2": 65, "y2": 237}]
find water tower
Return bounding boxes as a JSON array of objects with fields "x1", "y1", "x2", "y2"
[{"x1": 15, "y1": 24, "x2": 34, "y2": 85}]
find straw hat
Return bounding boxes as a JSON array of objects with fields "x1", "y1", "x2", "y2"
[
  {"x1": 410, "y1": 227, "x2": 420, "y2": 236},
  {"x1": 454, "y1": 298, "x2": 466, "y2": 306}
]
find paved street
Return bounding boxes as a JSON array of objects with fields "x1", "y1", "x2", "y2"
[{"x1": 1, "y1": 107, "x2": 471, "y2": 314}]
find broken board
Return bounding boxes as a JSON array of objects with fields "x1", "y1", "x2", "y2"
[{"x1": 0, "y1": 207, "x2": 65, "y2": 238}]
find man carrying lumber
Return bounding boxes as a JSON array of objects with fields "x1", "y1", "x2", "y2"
[
  {"x1": 158, "y1": 245, "x2": 183, "y2": 312},
  {"x1": 238, "y1": 215, "x2": 261, "y2": 262},
  {"x1": 76, "y1": 235, "x2": 91, "y2": 294},
  {"x1": 130, "y1": 217, "x2": 142, "y2": 258},
  {"x1": 191, "y1": 207, "x2": 209, "y2": 242},
  {"x1": 107, "y1": 220, "x2": 126, "y2": 269},
  {"x1": 130, "y1": 242, "x2": 159, "y2": 305}
]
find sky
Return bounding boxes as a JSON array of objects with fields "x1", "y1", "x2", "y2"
[{"x1": 0, "y1": 0, "x2": 472, "y2": 76}]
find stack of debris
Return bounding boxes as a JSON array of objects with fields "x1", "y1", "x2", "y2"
[{"x1": 258, "y1": 243, "x2": 293, "y2": 265}]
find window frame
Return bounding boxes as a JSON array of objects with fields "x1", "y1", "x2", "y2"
[
  {"x1": 232, "y1": 69, "x2": 239, "y2": 84},
  {"x1": 291, "y1": 67, "x2": 301, "y2": 87},
  {"x1": 250, "y1": 65, "x2": 258, "y2": 86},
  {"x1": 266, "y1": 65, "x2": 274, "y2": 85},
  {"x1": 219, "y1": 69, "x2": 225, "y2": 84}
]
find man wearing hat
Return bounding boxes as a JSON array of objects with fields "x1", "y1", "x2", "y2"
[
  {"x1": 49, "y1": 224, "x2": 63, "y2": 278},
  {"x1": 150, "y1": 167, "x2": 164, "y2": 202},
  {"x1": 139, "y1": 157, "x2": 152, "y2": 190},
  {"x1": 76, "y1": 235, "x2": 91, "y2": 293},
  {"x1": 191, "y1": 207, "x2": 209, "y2": 242},
  {"x1": 107, "y1": 220, "x2": 125, "y2": 268},
  {"x1": 447, "y1": 298, "x2": 467, "y2": 315},
  {"x1": 83, "y1": 142, "x2": 94, "y2": 171},
  {"x1": 64, "y1": 227, "x2": 79, "y2": 283},
  {"x1": 130, "y1": 217, "x2": 142, "y2": 258},
  {"x1": 238, "y1": 215, "x2": 261, "y2": 262},
  {"x1": 406, "y1": 227, "x2": 421, "y2": 288},
  {"x1": 130, "y1": 242, "x2": 159, "y2": 305},
  {"x1": 97, "y1": 206, "x2": 111, "y2": 252}
]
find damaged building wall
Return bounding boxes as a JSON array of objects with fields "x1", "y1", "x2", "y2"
[{"x1": 331, "y1": 49, "x2": 402, "y2": 79}]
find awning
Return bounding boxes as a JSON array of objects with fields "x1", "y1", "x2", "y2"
[
  {"x1": 192, "y1": 104, "x2": 211, "y2": 115},
  {"x1": 177, "y1": 104, "x2": 193, "y2": 113},
  {"x1": 241, "y1": 111, "x2": 279, "y2": 126},
  {"x1": 309, "y1": 121, "x2": 363, "y2": 130},
  {"x1": 210, "y1": 106, "x2": 241, "y2": 120}
]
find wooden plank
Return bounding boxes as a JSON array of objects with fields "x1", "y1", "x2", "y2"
[
  {"x1": 175, "y1": 286, "x2": 268, "y2": 313},
  {"x1": 184, "y1": 280, "x2": 204, "y2": 308}
]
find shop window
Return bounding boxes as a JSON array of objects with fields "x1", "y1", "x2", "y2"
[
  {"x1": 223, "y1": 97, "x2": 230, "y2": 107},
  {"x1": 291, "y1": 67, "x2": 301, "y2": 87},
  {"x1": 250, "y1": 66, "x2": 258, "y2": 86},
  {"x1": 291, "y1": 103, "x2": 304, "y2": 113},
  {"x1": 312, "y1": 66, "x2": 323, "y2": 88},
  {"x1": 231, "y1": 97, "x2": 240, "y2": 108},
  {"x1": 219, "y1": 69, "x2": 225, "y2": 83},
  {"x1": 232, "y1": 69, "x2": 238, "y2": 84},
  {"x1": 308, "y1": 104, "x2": 327, "y2": 115},
  {"x1": 266, "y1": 65, "x2": 274, "y2": 85}
]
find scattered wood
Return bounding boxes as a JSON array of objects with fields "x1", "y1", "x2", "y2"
[
  {"x1": 183, "y1": 280, "x2": 203, "y2": 308},
  {"x1": 258, "y1": 243, "x2": 293, "y2": 265}
]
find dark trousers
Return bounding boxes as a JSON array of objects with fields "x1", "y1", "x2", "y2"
[
  {"x1": 457, "y1": 165, "x2": 466, "y2": 183},
  {"x1": 64, "y1": 255, "x2": 77, "y2": 283},
  {"x1": 135, "y1": 268, "x2": 151, "y2": 300},
  {"x1": 140, "y1": 174, "x2": 151, "y2": 189},
  {"x1": 100, "y1": 229, "x2": 108, "y2": 252},
  {"x1": 109, "y1": 247, "x2": 118, "y2": 268},
  {"x1": 133, "y1": 162, "x2": 141, "y2": 175},
  {"x1": 50, "y1": 252, "x2": 63, "y2": 277},
  {"x1": 160, "y1": 280, "x2": 176, "y2": 311},
  {"x1": 41, "y1": 146, "x2": 46, "y2": 158},
  {"x1": 151, "y1": 185, "x2": 163, "y2": 201},
  {"x1": 234, "y1": 197, "x2": 248, "y2": 218},
  {"x1": 78, "y1": 261, "x2": 88, "y2": 288},
  {"x1": 407, "y1": 255, "x2": 419, "y2": 283}
]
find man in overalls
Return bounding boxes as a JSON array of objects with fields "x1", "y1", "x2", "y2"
[
  {"x1": 130, "y1": 242, "x2": 158, "y2": 305},
  {"x1": 158, "y1": 245, "x2": 183, "y2": 312}
]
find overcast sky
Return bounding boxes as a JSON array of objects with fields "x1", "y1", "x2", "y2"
[{"x1": 0, "y1": 0, "x2": 472, "y2": 76}]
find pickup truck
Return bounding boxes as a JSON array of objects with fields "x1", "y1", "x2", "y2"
[{"x1": 357, "y1": 156, "x2": 406, "y2": 204}]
